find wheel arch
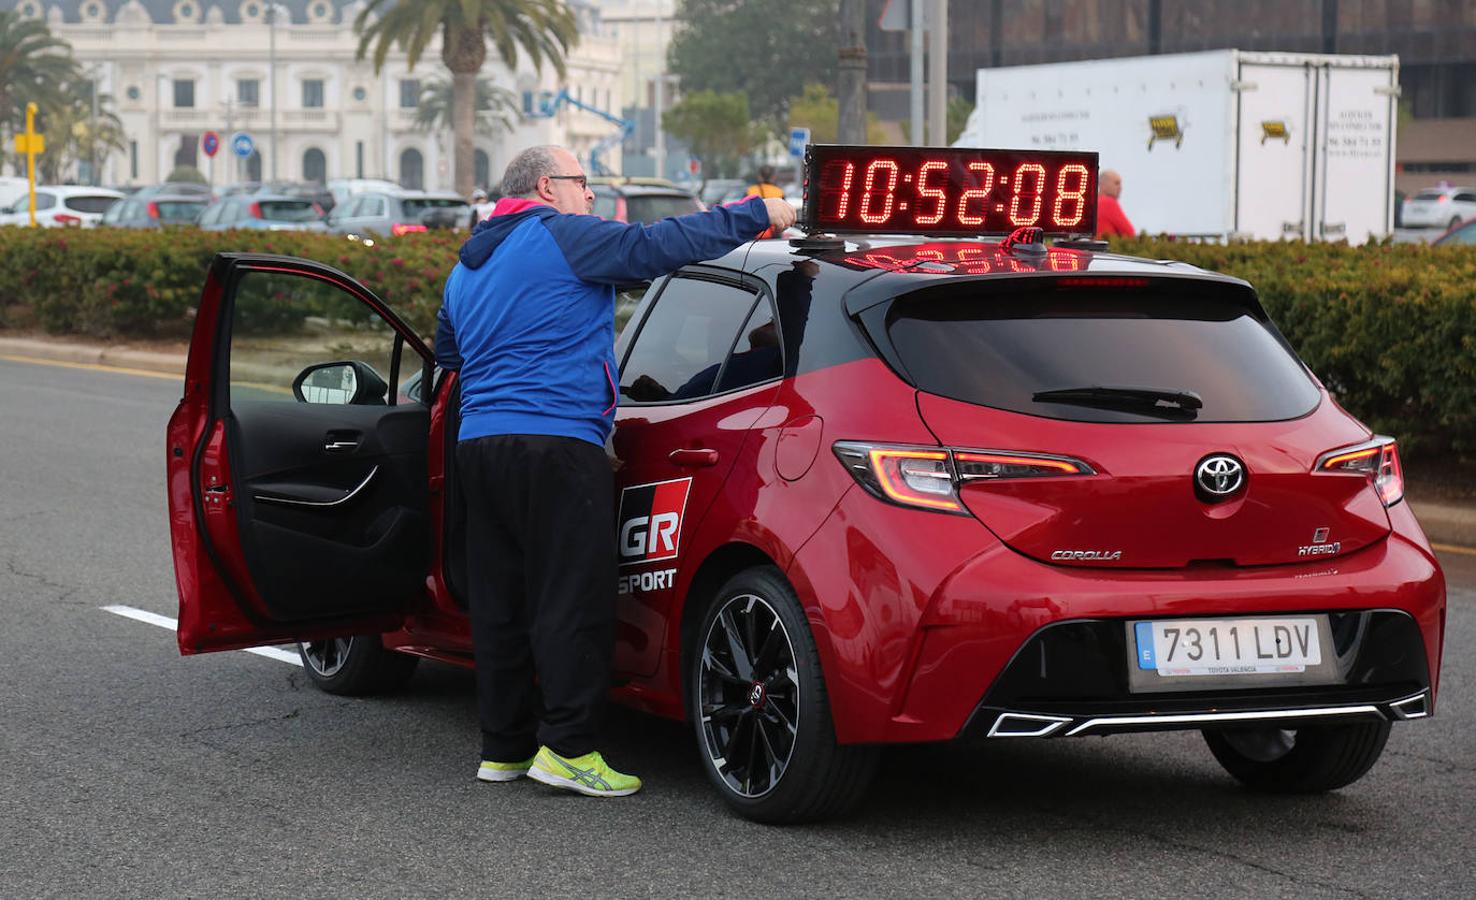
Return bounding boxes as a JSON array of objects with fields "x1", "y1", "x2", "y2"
[{"x1": 676, "y1": 542, "x2": 779, "y2": 694}]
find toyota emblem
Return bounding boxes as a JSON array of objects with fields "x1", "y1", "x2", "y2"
[{"x1": 1195, "y1": 454, "x2": 1245, "y2": 498}]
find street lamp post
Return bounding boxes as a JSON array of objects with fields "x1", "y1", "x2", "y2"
[{"x1": 268, "y1": 3, "x2": 278, "y2": 181}]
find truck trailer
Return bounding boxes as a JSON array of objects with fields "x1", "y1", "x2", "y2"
[{"x1": 954, "y1": 50, "x2": 1400, "y2": 243}]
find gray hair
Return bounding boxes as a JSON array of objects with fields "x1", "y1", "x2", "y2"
[{"x1": 501, "y1": 145, "x2": 563, "y2": 197}]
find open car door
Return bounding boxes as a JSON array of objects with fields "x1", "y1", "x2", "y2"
[{"x1": 166, "y1": 253, "x2": 435, "y2": 653}]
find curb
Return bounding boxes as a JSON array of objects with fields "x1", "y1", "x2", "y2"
[
  {"x1": 0, "y1": 335, "x2": 186, "y2": 377},
  {"x1": 2, "y1": 333, "x2": 1473, "y2": 550}
]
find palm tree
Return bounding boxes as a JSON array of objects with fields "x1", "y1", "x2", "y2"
[
  {"x1": 355, "y1": 0, "x2": 579, "y2": 197},
  {"x1": 38, "y1": 77, "x2": 127, "y2": 183},
  {"x1": 412, "y1": 76, "x2": 521, "y2": 136},
  {"x1": 0, "y1": 10, "x2": 79, "y2": 174}
]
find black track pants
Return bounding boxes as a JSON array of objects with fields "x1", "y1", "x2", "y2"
[{"x1": 456, "y1": 434, "x2": 616, "y2": 761}]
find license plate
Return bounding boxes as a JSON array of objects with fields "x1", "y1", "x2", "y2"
[{"x1": 1133, "y1": 617, "x2": 1322, "y2": 677}]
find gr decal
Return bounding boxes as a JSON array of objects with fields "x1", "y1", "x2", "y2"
[{"x1": 617, "y1": 477, "x2": 692, "y2": 566}]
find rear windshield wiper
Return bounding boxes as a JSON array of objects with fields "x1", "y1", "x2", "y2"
[{"x1": 1032, "y1": 385, "x2": 1204, "y2": 418}]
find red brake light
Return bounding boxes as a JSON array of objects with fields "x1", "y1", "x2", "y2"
[
  {"x1": 1437, "y1": 195, "x2": 1450, "y2": 203},
  {"x1": 313, "y1": 202, "x2": 325, "y2": 216},
  {"x1": 53, "y1": 213, "x2": 82, "y2": 225},
  {"x1": 1315, "y1": 437, "x2": 1403, "y2": 506},
  {"x1": 834, "y1": 443, "x2": 1093, "y2": 514},
  {"x1": 146, "y1": 201, "x2": 160, "y2": 220},
  {"x1": 248, "y1": 202, "x2": 263, "y2": 218},
  {"x1": 391, "y1": 223, "x2": 428, "y2": 236}
]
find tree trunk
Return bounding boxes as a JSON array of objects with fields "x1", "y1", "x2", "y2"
[
  {"x1": 836, "y1": 0, "x2": 868, "y2": 145},
  {"x1": 443, "y1": 21, "x2": 487, "y2": 197}
]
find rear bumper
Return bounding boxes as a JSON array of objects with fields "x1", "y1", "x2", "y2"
[{"x1": 791, "y1": 488, "x2": 1446, "y2": 745}]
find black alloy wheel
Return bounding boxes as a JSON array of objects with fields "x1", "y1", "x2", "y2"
[
  {"x1": 697, "y1": 592, "x2": 801, "y2": 799},
  {"x1": 296, "y1": 634, "x2": 419, "y2": 696},
  {"x1": 689, "y1": 566, "x2": 878, "y2": 824}
]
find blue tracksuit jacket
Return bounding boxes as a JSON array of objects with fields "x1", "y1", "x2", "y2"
[{"x1": 435, "y1": 195, "x2": 771, "y2": 447}]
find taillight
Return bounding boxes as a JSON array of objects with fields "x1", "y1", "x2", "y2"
[
  {"x1": 147, "y1": 201, "x2": 160, "y2": 219},
  {"x1": 313, "y1": 202, "x2": 325, "y2": 216},
  {"x1": 833, "y1": 442, "x2": 1093, "y2": 514},
  {"x1": 391, "y1": 223, "x2": 427, "y2": 236},
  {"x1": 1315, "y1": 436, "x2": 1403, "y2": 507},
  {"x1": 53, "y1": 213, "x2": 82, "y2": 225},
  {"x1": 248, "y1": 202, "x2": 263, "y2": 218}
]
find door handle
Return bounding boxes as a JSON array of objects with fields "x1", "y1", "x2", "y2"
[
  {"x1": 669, "y1": 448, "x2": 719, "y2": 468},
  {"x1": 324, "y1": 440, "x2": 359, "y2": 452}
]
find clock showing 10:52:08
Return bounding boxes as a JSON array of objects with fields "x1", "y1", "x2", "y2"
[{"x1": 804, "y1": 146, "x2": 1100, "y2": 237}]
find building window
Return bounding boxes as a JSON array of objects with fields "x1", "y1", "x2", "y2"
[
  {"x1": 302, "y1": 79, "x2": 325, "y2": 109},
  {"x1": 238, "y1": 79, "x2": 259, "y2": 107},
  {"x1": 399, "y1": 148, "x2": 424, "y2": 190},
  {"x1": 355, "y1": 141, "x2": 364, "y2": 179},
  {"x1": 475, "y1": 149, "x2": 490, "y2": 190},
  {"x1": 352, "y1": 86, "x2": 367, "y2": 102},
  {"x1": 399, "y1": 79, "x2": 420, "y2": 109},
  {"x1": 126, "y1": 85, "x2": 141, "y2": 101},
  {"x1": 246, "y1": 149, "x2": 262, "y2": 182},
  {"x1": 303, "y1": 148, "x2": 327, "y2": 184},
  {"x1": 130, "y1": 140, "x2": 138, "y2": 179},
  {"x1": 173, "y1": 79, "x2": 195, "y2": 108}
]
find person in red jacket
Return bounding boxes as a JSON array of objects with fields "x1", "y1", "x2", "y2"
[{"x1": 1096, "y1": 168, "x2": 1135, "y2": 238}]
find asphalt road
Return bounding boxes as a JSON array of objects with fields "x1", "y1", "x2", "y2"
[{"x1": 1, "y1": 355, "x2": 1473, "y2": 899}]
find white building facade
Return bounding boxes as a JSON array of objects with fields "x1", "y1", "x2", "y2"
[{"x1": 5, "y1": 0, "x2": 622, "y2": 191}]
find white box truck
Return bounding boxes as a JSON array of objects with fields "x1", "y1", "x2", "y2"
[{"x1": 954, "y1": 50, "x2": 1400, "y2": 242}]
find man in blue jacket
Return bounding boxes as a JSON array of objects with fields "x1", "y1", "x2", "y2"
[{"x1": 436, "y1": 145, "x2": 795, "y2": 797}]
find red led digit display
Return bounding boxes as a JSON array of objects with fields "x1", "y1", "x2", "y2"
[{"x1": 801, "y1": 145, "x2": 1099, "y2": 237}]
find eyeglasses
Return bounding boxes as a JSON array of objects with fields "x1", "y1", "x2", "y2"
[{"x1": 546, "y1": 175, "x2": 588, "y2": 190}]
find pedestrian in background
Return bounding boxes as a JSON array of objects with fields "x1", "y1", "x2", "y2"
[
  {"x1": 746, "y1": 165, "x2": 785, "y2": 200},
  {"x1": 435, "y1": 144, "x2": 795, "y2": 798},
  {"x1": 1096, "y1": 168, "x2": 1136, "y2": 238}
]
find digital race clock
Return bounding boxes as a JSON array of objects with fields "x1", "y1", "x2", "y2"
[{"x1": 801, "y1": 145, "x2": 1099, "y2": 237}]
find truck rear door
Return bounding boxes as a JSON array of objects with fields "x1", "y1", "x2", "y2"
[
  {"x1": 1314, "y1": 60, "x2": 1398, "y2": 243},
  {"x1": 1235, "y1": 59, "x2": 1315, "y2": 240}
]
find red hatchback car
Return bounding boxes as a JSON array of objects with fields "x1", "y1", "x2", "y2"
[{"x1": 167, "y1": 156, "x2": 1445, "y2": 824}]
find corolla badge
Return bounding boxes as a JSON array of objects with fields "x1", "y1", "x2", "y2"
[{"x1": 1195, "y1": 454, "x2": 1245, "y2": 497}]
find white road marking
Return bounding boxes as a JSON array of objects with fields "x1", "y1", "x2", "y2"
[{"x1": 101, "y1": 604, "x2": 303, "y2": 666}]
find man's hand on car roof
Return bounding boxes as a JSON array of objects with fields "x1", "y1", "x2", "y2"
[{"x1": 763, "y1": 198, "x2": 797, "y2": 232}]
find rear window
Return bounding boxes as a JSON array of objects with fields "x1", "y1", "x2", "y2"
[
  {"x1": 1413, "y1": 190, "x2": 1446, "y2": 201},
  {"x1": 258, "y1": 200, "x2": 320, "y2": 222},
  {"x1": 155, "y1": 200, "x2": 207, "y2": 223},
  {"x1": 884, "y1": 286, "x2": 1321, "y2": 423},
  {"x1": 402, "y1": 198, "x2": 469, "y2": 220},
  {"x1": 65, "y1": 195, "x2": 119, "y2": 214},
  {"x1": 624, "y1": 194, "x2": 701, "y2": 224}
]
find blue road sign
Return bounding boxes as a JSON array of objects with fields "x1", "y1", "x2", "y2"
[
  {"x1": 201, "y1": 131, "x2": 220, "y2": 158},
  {"x1": 231, "y1": 132, "x2": 254, "y2": 159},
  {"x1": 788, "y1": 127, "x2": 810, "y2": 157}
]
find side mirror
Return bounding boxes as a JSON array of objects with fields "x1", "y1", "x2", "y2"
[{"x1": 292, "y1": 360, "x2": 388, "y2": 405}]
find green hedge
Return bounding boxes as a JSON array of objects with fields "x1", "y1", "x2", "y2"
[{"x1": 1, "y1": 228, "x2": 1474, "y2": 456}]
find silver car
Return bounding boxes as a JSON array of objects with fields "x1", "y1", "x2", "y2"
[{"x1": 325, "y1": 190, "x2": 472, "y2": 237}]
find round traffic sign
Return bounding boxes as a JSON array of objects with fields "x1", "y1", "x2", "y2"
[
  {"x1": 230, "y1": 131, "x2": 254, "y2": 159},
  {"x1": 201, "y1": 131, "x2": 221, "y2": 158}
]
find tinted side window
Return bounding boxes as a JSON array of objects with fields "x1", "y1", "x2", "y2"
[
  {"x1": 66, "y1": 195, "x2": 119, "y2": 214},
  {"x1": 34, "y1": 193, "x2": 56, "y2": 211},
  {"x1": 715, "y1": 299, "x2": 781, "y2": 392},
  {"x1": 620, "y1": 277, "x2": 757, "y2": 403},
  {"x1": 1454, "y1": 192, "x2": 1476, "y2": 203}
]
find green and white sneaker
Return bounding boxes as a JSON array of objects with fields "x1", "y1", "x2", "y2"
[
  {"x1": 527, "y1": 746, "x2": 642, "y2": 797},
  {"x1": 477, "y1": 756, "x2": 535, "y2": 782}
]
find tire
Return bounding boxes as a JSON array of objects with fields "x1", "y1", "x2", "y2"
[
  {"x1": 297, "y1": 635, "x2": 419, "y2": 696},
  {"x1": 688, "y1": 565, "x2": 879, "y2": 824},
  {"x1": 1202, "y1": 719, "x2": 1391, "y2": 793}
]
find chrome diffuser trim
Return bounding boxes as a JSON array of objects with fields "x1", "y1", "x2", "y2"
[
  {"x1": 986, "y1": 712, "x2": 1073, "y2": 738},
  {"x1": 1063, "y1": 704, "x2": 1382, "y2": 737},
  {"x1": 1389, "y1": 691, "x2": 1430, "y2": 720}
]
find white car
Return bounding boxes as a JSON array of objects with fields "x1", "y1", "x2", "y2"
[
  {"x1": 1401, "y1": 185, "x2": 1476, "y2": 230},
  {"x1": 0, "y1": 186, "x2": 124, "y2": 228}
]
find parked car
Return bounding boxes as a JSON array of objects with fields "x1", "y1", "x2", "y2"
[
  {"x1": 591, "y1": 181, "x2": 702, "y2": 224},
  {"x1": 197, "y1": 193, "x2": 327, "y2": 232},
  {"x1": 1433, "y1": 217, "x2": 1476, "y2": 245},
  {"x1": 1400, "y1": 185, "x2": 1476, "y2": 230},
  {"x1": 696, "y1": 178, "x2": 748, "y2": 207},
  {"x1": 0, "y1": 186, "x2": 123, "y2": 227},
  {"x1": 325, "y1": 190, "x2": 471, "y2": 236},
  {"x1": 168, "y1": 227, "x2": 1444, "y2": 823},
  {"x1": 102, "y1": 193, "x2": 210, "y2": 228},
  {"x1": 132, "y1": 181, "x2": 214, "y2": 199},
  {"x1": 326, "y1": 178, "x2": 403, "y2": 210}
]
